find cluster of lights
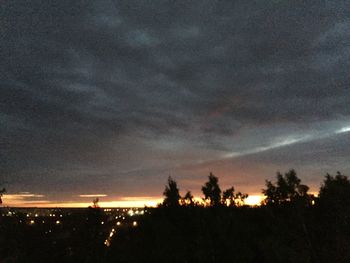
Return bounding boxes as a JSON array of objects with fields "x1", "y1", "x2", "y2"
[
  {"x1": 127, "y1": 209, "x2": 134, "y2": 216},
  {"x1": 104, "y1": 228, "x2": 116, "y2": 247},
  {"x1": 110, "y1": 229, "x2": 115, "y2": 237},
  {"x1": 125, "y1": 209, "x2": 145, "y2": 216},
  {"x1": 103, "y1": 211, "x2": 142, "y2": 247},
  {"x1": 0, "y1": 211, "x2": 16, "y2": 216},
  {"x1": 104, "y1": 221, "x2": 139, "y2": 247},
  {"x1": 2, "y1": 207, "x2": 147, "y2": 246},
  {"x1": 27, "y1": 220, "x2": 61, "y2": 225}
]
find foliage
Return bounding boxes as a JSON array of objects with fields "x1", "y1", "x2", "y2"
[
  {"x1": 222, "y1": 187, "x2": 235, "y2": 206},
  {"x1": 2, "y1": 169, "x2": 350, "y2": 263},
  {"x1": 234, "y1": 192, "x2": 249, "y2": 207},
  {"x1": 319, "y1": 171, "x2": 350, "y2": 209},
  {"x1": 163, "y1": 177, "x2": 181, "y2": 207},
  {"x1": 262, "y1": 169, "x2": 311, "y2": 205},
  {"x1": 202, "y1": 173, "x2": 222, "y2": 206},
  {"x1": 181, "y1": 191, "x2": 194, "y2": 206},
  {"x1": 222, "y1": 187, "x2": 248, "y2": 207}
]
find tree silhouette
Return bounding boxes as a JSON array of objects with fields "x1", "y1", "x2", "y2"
[
  {"x1": 234, "y1": 192, "x2": 249, "y2": 207},
  {"x1": 92, "y1": 198, "x2": 100, "y2": 208},
  {"x1": 319, "y1": 171, "x2": 350, "y2": 209},
  {"x1": 202, "y1": 173, "x2": 221, "y2": 207},
  {"x1": 222, "y1": 187, "x2": 235, "y2": 206},
  {"x1": 222, "y1": 187, "x2": 248, "y2": 206},
  {"x1": 181, "y1": 191, "x2": 194, "y2": 206},
  {"x1": 163, "y1": 176, "x2": 181, "y2": 207},
  {"x1": 262, "y1": 169, "x2": 310, "y2": 205}
]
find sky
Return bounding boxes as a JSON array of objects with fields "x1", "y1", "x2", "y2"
[{"x1": 1, "y1": 0, "x2": 350, "y2": 207}]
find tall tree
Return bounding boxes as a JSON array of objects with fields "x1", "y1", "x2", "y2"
[
  {"x1": 163, "y1": 176, "x2": 181, "y2": 207},
  {"x1": 319, "y1": 172, "x2": 350, "y2": 209},
  {"x1": 262, "y1": 169, "x2": 310, "y2": 205},
  {"x1": 202, "y1": 173, "x2": 221, "y2": 206}
]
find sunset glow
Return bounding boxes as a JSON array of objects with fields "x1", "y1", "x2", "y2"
[
  {"x1": 3, "y1": 194, "x2": 163, "y2": 208},
  {"x1": 3, "y1": 194, "x2": 266, "y2": 207}
]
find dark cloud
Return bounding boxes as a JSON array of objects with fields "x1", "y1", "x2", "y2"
[{"x1": 1, "y1": 0, "x2": 350, "y2": 200}]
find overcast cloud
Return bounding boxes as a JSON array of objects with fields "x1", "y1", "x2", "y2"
[{"x1": 1, "y1": 0, "x2": 350, "y2": 203}]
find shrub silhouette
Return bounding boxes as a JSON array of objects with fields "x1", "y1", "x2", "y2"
[
  {"x1": 222, "y1": 187, "x2": 248, "y2": 207},
  {"x1": 181, "y1": 191, "x2": 194, "y2": 206},
  {"x1": 222, "y1": 187, "x2": 235, "y2": 206}
]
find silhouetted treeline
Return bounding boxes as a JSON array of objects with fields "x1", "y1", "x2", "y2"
[
  {"x1": 1, "y1": 170, "x2": 350, "y2": 263},
  {"x1": 161, "y1": 173, "x2": 249, "y2": 208}
]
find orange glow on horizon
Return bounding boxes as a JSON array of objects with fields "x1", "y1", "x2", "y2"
[
  {"x1": 2, "y1": 196, "x2": 164, "y2": 208},
  {"x1": 2, "y1": 197, "x2": 264, "y2": 208},
  {"x1": 244, "y1": 195, "x2": 263, "y2": 206},
  {"x1": 4, "y1": 193, "x2": 323, "y2": 208}
]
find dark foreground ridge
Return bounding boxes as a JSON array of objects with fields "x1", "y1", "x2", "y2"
[{"x1": 0, "y1": 170, "x2": 349, "y2": 263}]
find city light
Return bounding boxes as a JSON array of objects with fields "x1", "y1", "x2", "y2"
[{"x1": 127, "y1": 209, "x2": 134, "y2": 216}]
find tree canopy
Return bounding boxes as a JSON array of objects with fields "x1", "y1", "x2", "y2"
[
  {"x1": 262, "y1": 169, "x2": 311, "y2": 205},
  {"x1": 202, "y1": 173, "x2": 222, "y2": 206},
  {"x1": 319, "y1": 171, "x2": 350, "y2": 209},
  {"x1": 163, "y1": 176, "x2": 181, "y2": 207}
]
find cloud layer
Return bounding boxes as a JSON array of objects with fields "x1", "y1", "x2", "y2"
[{"x1": 1, "y1": 0, "x2": 350, "y2": 203}]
